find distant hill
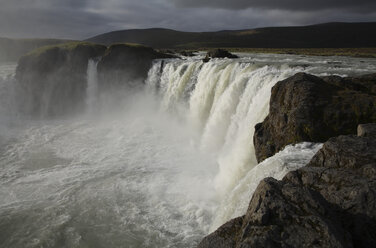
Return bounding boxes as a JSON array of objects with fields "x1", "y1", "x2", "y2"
[
  {"x1": 0, "y1": 38, "x2": 74, "y2": 62},
  {"x1": 86, "y1": 22, "x2": 376, "y2": 49}
]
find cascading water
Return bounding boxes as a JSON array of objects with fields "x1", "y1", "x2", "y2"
[
  {"x1": 86, "y1": 59, "x2": 99, "y2": 114},
  {"x1": 149, "y1": 60, "x2": 308, "y2": 197},
  {"x1": 1, "y1": 54, "x2": 376, "y2": 247}
]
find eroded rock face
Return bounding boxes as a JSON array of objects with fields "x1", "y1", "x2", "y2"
[
  {"x1": 97, "y1": 43, "x2": 175, "y2": 89},
  {"x1": 16, "y1": 42, "x2": 106, "y2": 117},
  {"x1": 199, "y1": 124, "x2": 376, "y2": 248},
  {"x1": 254, "y1": 72, "x2": 376, "y2": 163}
]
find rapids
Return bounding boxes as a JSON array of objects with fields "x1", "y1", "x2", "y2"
[{"x1": 1, "y1": 53, "x2": 376, "y2": 247}]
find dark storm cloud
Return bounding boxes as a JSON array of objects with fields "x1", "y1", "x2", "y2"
[
  {"x1": 0, "y1": 0, "x2": 375, "y2": 39},
  {"x1": 171, "y1": 0, "x2": 376, "y2": 12}
]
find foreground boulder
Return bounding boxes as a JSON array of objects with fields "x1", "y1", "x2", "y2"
[
  {"x1": 254, "y1": 72, "x2": 376, "y2": 162},
  {"x1": 16, "y1": 42, "x2": 106, "y2": 117},
  {"x1": 97, "y1": 43, "x2": 175, "y2": 89},
  {"x1": 199, "y1": 124, "x2": 376, "y2": 248}
]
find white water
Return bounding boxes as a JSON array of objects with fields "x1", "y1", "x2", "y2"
[
  {"x1": 86, "y1": 59, "x2": 99, "y2": 114},
  {"x1": 1, "y1": 54, "x2": 376, "y2": 247}
]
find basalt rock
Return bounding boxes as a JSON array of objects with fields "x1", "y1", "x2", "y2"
[
  {"x1": 199, "y1": 124, "x2": 376, "y2": 248},
  {"x1": 203, "y1": 49, "x2": 238, "y2": 62},
  {"x1": 97, "y1": 43, "x2": 175, "y2": 89},
  {"x1": 254, "y1": 72, "x2": 376, "y2": 162},
  {"x1": 16, "y1": 42, "x2": 106, "y2": 117}
]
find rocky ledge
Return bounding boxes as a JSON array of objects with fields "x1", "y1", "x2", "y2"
[
  {"x1": 97, "y1": 43, "x2": 175, "y2": 88},
  {"x1": 254, "y1": 72, "x2": 376, "y2": 163},
  {"x1": 16, "y1": 42, "x2": 106, "y2": 116},
  {"x1": 15, "y1": 42, "x2": 173, "y2": 117},
  {"x1": 199, "y1": 123, "x2": 376, "y2": 248}
]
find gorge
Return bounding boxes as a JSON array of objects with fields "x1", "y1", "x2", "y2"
[{"x1": 0, "y1": 43, "x2": 375, "y2": 247}]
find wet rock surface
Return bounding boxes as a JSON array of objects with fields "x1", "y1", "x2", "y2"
[
  {"x1": 254, "y1": 72, "x2": 376, "y2": 163},
  {"x1": 199, "y1": 124, "x2": 376, "y2": 248}
]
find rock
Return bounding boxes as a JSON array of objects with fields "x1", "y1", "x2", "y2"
[
  {"x1": 358, "y1": 123, "x2": 376, "y2": 137},
  {"x1": 15, "y1": 42, "x2": 175, "y2": 117},
  {"x1": 207, "y1": 49, "x2": 238, "y2": 59},
  {"x1": 97, "y1": 43, "x2": 175, "y2": 89},
  {"x1": 202, "y1": 56, "x2": 211, "y2": 63},
  {"x1": 16, "y1": 42, "x2": 106, "y2": 117},
  {"x1": 158, "y1": 49, "x2": 175, "y2": 55},
  {"x1": 179, "y1": 50, "x2": 196, "y2": 57},
  {"x1": 254, "y1": 72, "x2": 376, "y2": 162},
  {"x1": 197, "y1": 217, "x2": 243, "y2": 248},
  {"x1": 199, "y1": 124, "x2": 376, "y2": 248},
  {"x1": 203, "y1": 49, "x2": 238, "y2": 62}
]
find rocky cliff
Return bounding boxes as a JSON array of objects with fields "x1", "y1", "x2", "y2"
[
  {"x1": 199, "y1": 72, "x2": 376, "y2": 247},
  {"x1": 199, "y1": 123, "x2": 376, "y2": 248},
  {"x1": 15, "y1": 42, "x2": 174, "y2": 117},
  {"x1": 16, "y1": 42, "x2": 106, "y2": 117},
  {"x1": 254, "y1": 73, "x2": 376, "y2": 162},
  {"x1": 97, "y1": 43, "x2": 175, "y2": 89}
]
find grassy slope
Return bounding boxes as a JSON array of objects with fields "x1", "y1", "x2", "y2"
[
  {"x1": 87, "y1": 22, "x2": 376, "y2": 49},
  {"x1": 2, "y1": 22, "x2": 376, "y2": 61},
  {"x1": 86, "y1": 22, "x2": 376, "y2": 57},
  {"x1": 224, "y1": 47, "x2": 376, "y2": 58}
]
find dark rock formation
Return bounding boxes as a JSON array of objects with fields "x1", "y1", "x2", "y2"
[
  {"x1": 199, "y1": 124, "x2": 376, "y2": 248},
  {"x1": 179, "y1": 50, "x2": 196, "y2": 57},
  {"x1": 198, "y1": 217, "x2": 244, "y2": 248},
  {"x1": 15, "y1": 42, "x2": 175, "y2": 117},
  {"x1": 97, "y1": 43, "x2": 175, "y2": 89},
  {"x1": 254, "y1": 72, "x2": 376, "y2": 162},
  {"x1": 203, "y1": 49, "x2": 238, "y2": 62},
  {"x1": 16, "y1": 42, "x2": 106, "y2": 117}
]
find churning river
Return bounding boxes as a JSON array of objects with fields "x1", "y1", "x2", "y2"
[{"x1": 1, "y1": 53, "x2": 376, "y2": 247}]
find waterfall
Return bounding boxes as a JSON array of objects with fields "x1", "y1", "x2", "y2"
[
  {"x1": 148, "y1": 60, "x2": 300, "y2": 186},
  {"x1": 2, "y1": 54, "x2": 374, "y2": 247},
  {"x1": 0, "y1": 64, "x2": 19, "y2": 146},
  {"x1": 86, "y1": 59, "x2": 99, "y2": 114},
  {"x1": 146, "y1": 59, "x2": 310, "y2": 228}
]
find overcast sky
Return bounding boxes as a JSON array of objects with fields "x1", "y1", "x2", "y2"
[{"x1": 0, "y1": 0, "x2": 375, "y2": 39}]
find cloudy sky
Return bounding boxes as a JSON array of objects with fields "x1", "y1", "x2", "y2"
[{"x1": 1, "y1": 0, "x2": 375, "y2": 39}]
